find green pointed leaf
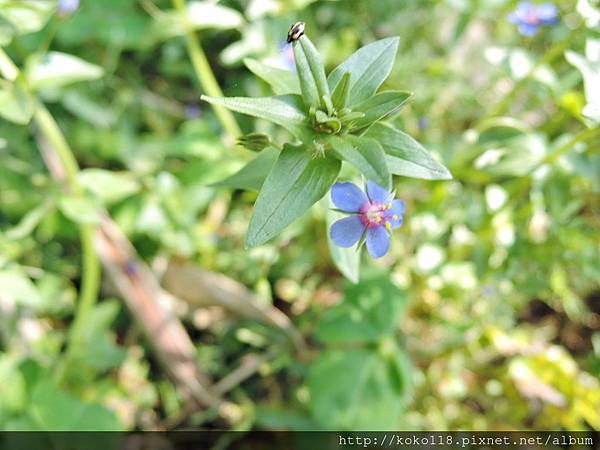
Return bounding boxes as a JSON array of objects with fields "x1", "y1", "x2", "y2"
[
  {"x1": 5, "y1": 198, "x2": 54, "y2": 240},
  {"x1": 325, "y1": 197, "x2": 360, "y2": 283},
  {"x1": 246, "y1": 144, "x2": 341, "y2": 247},
  {"x1": 58, "y1": 195, "x2": 102, "y2": 225},
  {"x1": 366, "y1": 123, "x2": 452, "y2": 180},
  {"x1": 0, "y1": 79, "x2": 33, "y2": 124},
  {"x1": 0, "y1": 267, "x2": 42, "y2": 308},
  {"x1": 78, "y1": 169, "x2": 140, "y2": 205},
  {"x1": 26, "y1": 52, "x2": 104, "y2": 90},
  {"x1": 298, "y1": 35, "x2": 330, "y2": 103},
  {"x1": 244, "y1": 58, "x2": 300, "y2": 95},
  {"x1": 328, "y1": 37, "x2": 400, "y2": 107},
  {"x1": 350, "y1": 90, "x2": 412, "y2": 130},
  {"x1": 328, "y1": 135, "x2": 390, "y2": 189},
  {"x1": 212, "y1": 147, "x2": 279, "y2": 191},
  {"x1": 292, "y1": 39, "x2": 320, "y2": 109},
  {"x1": 331, "y1": 71, "x2": 351, "y2": 111},
  {"x1": 201, "y1": 94, "x2": 310, "y2": 141},
  {"x1": 322, "y1": 94, "x2": 334, "y2": 116},
  {"x1": 0, "y1": 0, "x2": 54, "y2": 38}
]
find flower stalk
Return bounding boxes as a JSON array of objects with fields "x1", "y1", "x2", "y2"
[{"x1": 171, "y1": 0, "x2": 242, "y2": 141}]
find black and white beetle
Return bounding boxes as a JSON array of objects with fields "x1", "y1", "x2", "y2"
[{"x1": 287, "y1": 22, "x2": 305, "y2": 43}]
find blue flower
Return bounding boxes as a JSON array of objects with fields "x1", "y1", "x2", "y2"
[
  {"x1": 508, "y1": 2, "x2": 559, "y2": 36},
  {"x1": 185, "y1": 103, "x2": 201, "y2": 119},
  {"x1": 329, "y1": 181, "x2": 405, "y2": 259},
  {"x1": 280, "y1": 42, "x2": 295, "y2": 71},
  {"x1": 57, "y1": 0, "x2": 80, "y2": 16}
]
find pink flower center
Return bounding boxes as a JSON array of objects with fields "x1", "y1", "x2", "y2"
[
  {"x1": 525, "y1": 10, "x2": 541, "y2": 24},
  {"x1": 360, "y1": 202, "x2": 388, "y2": 228}
]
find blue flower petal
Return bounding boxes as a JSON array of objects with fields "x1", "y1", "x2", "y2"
[
  {"x1": 58, "y1": 0, "x2": 79, "y2": 14},
  {"x1": 331, "y1": 182, "x2": 369, "y2": 213},
  {"x1": 385, "y1": 199, "x2": 405, "y2": 229},
  {"x1": 366, "y1": 226, "x2": 390, "y2": 259},
  {"x1": 508, "y1": 11, "x2": 521, "y2": 24},
  {"x1": 516, "y1": 1, "x2": 534, "y2": 16},
  {"x1": 537, "y1": 3, "x2": 559, "y2": 24},
  {"x1": 366, "y1": 180, "x2": 392, "y2": 205},
  {"x1": 519, "y1": 23, "x2": 539, "y2": 36},
  {"x1": 330, "y1": 216, "x2": 366, "y2": 248}
]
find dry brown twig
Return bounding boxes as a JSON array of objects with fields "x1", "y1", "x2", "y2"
[
  {"x1": 37, "y1": 133, "x2": 219, "y2": 408},
  {"x1": 162, "y1": 259, "x2": 305, "y2": 352},
  {"x1": 36, "y1": 128, "x2": 305, "y2": 416}
]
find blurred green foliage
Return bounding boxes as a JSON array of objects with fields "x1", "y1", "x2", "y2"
[{"x1": 1, "y1": 0, "x2": 599, "y2": 432}]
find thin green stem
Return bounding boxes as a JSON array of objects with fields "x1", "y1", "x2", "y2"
[
  {"x1": 0, "y1": 48, "x2": 101, "y2": 382},
  {"x1": 36, "y1": 104, "x2": 102, "y2": 382},
  {"x1": 532, "y1": 126, "x2": 600, "y2": 172},
  {"x1": 32, "y1": 103, "x2": 82, "y2": 192},
  {"x1": 171, "y1": 0, "x2": 242, "y2": 140}
]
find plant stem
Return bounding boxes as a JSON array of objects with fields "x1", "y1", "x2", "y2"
[
  {"x1": 0, "y1": 48, "x2": 101, "y2": 379},
  {"x1": 171, "y1": 0, "x2": 242, "y2": 140},
  {"x1": 33, "y1": 103, "x2": 101, "y2": 346},
  {"x1": 532, "y1": 126, "x2": 600, "y2": 172}
]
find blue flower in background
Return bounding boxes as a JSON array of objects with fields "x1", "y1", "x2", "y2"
[
  {"x1": 57, "y1": 0, "x2": 80, "y2": 16},
  {"x1": 329, "y1": 181, "x2": 405, "y2": 259},
  {"x1": 508, "y1": 2, "x2": 559, "y2": 36},
  {"x1": 280, "y1": 42, "x2": 295, "y2": 71},
  {"x1": 185, "y1": 104, "x2": 201, "y2": 119}
]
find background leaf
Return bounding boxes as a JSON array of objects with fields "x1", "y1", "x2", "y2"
[
  {"x1": 0, "y1": 0, "x2": 54, "y2": 40},
  {"x1": 244, "y1": 58, "x2": 300, "y2": 95},
  {"x1": 58, "y1": 195, "x2": 102, "y2": 225},
  {"x1": 28, "y1": 381, "x2": 123, "y2": 431},
  {"x1": 308, "y1": 348, "x2": 410, "y2": 430},
  {"x1": 26, "y1": 52, "x2": 104, "y2": 90},
  {"x1": 153, "y1": 1, "x2": 244, "y2": 40},
  {"x1": 0, "y1": 79, "x2": 33, "y2": 125},
  {"x1": 316, "y1": 272, "x2": 407, "y2": 344},
  {"x1": 78, "y1": 169, "x2": 140, "y2": 205}
]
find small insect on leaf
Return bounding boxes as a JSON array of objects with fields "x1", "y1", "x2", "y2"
[{"x1": 287, "y1": 21, "x2": 306, "y2": 43}]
